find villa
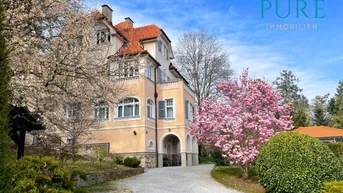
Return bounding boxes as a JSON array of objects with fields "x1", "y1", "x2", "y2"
[{"x1": 62, "y1": 5, "x2": 199, "y2": 168}]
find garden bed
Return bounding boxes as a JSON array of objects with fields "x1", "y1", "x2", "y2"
[{"x1": 211, "y1": 166, "x2": 265, "y2": 193}]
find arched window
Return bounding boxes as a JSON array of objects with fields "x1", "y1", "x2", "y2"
[
  {"x1": 94, "y1": 101, "x2": 109, "y2": 120},
  {"x1": 116, "y1": 97, "x2": 140, "y2": 118},
  {"x1": 148, "y1": 140, "x2": 154, "y2": 149},
  {"x1": 147, "y1": 99, "x2": 155, "y2": 119}
]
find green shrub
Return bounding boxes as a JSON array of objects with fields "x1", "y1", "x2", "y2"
[
  {"x1": 256, "y1": 132, "x2": 343, "y2": 193},
  {"x1": 113, "y1": 154, "x2": 124, "y2": 165},
  {"x1": 123, "y1": 156, "x2": 141, "y2": 168},
  {"x1": 211, "y1": 149, "x2": 228, "y2": 166},
  {"x1": 322, "y1": 181, "x2": 343, "y2": 193},
  {"x1": 199, "y1": 156, "x2": 215, "y2": 164},
  {"x1": 327, "y1": 143, "x2": 343, "y2": 162},
  {"x1": 8, "y1": 156, "x2": 74, "y2": 193}
]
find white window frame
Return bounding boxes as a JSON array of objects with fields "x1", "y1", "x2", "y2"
[
  {"x1": 148, "y1": 140, "x2": 154, "y2": 149},
  {"x1": 93, "y1": 101, "x2": 109, "y2": 121},
  {"x1": 158, "y1": 40, "x2": 162, "y2": 52},
  {"x1": 188, "y1": 102, "x2": 194, "y2": 121},
  {"x1": 115, "y1": 97, "x2": 140, "y2": 118},
  {"x1": 117, "y1": 62, "x2": 139, "y2": 78},
  {"x1": 97, "y1": 29, "x2": 110, "y2": 44},
  {"x1": 63, "y1": 103, "x2": 79, "y2": 118},
  {"x1": 147, "y1": 98, "x2": 155, "y2": 119},
  {"x1": 145, "y1": 65, "x2": 154, "y2": 81},
  {"x1": 165, "y1": 98, "x2": 175, "y2": 119}
]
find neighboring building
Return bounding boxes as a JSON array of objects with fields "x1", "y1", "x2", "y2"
[
  {"x1": 294, "y1": 126, "x2": 343, "y2": 143},
  {"x1": 66, "y1": 5, "x2": 198, "y2": 168}
]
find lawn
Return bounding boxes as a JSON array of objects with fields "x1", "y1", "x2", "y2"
[{"x1": 211, "y1": 166, "x2": 265, "y2": 193}]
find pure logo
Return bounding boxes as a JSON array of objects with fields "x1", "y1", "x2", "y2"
[{"x1": 261, "y1": 0, "x2": 326, "y2": 18}]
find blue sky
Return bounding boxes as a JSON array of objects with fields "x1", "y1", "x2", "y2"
[{"x1": 89, "y1": 0, "x2": 343, "y2": 101}]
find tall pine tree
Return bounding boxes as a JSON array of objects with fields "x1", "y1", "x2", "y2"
[
  {"x1": 0, "y1": 0, "x2": 12, "y2": 190},
  {"x1": 332, "y1": 81, "x2": 343, "y2": 128},
  {"x1": 312, "y1": 95, "x2": 330, "y2": 126},
  {"x1": 274, "y1": 70, "x2": 303, "y2": 103}
]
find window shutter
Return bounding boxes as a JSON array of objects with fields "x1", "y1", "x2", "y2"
[
  {"x1": 185, "y1": 100, "x2": 189, "y2": 120},
  {"x1": 158, "y1": 100, "x2": 165, "y2": 120}
]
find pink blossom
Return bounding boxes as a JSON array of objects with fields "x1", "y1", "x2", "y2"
[{"x1": 190, "y1": 69, "x2": 293, "y2": 169}]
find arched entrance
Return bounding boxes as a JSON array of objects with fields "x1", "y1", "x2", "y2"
[{"x1": 161, "y1": 134, "x2": 181, "y2": 167}]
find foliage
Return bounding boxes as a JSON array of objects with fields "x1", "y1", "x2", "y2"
[
  {"x1": 0, "y1": 0, "x2": 13, "y2": 191},
  {"x1": 190, "y1": 69, "x2": 293, "y2": 178},
  {"x1": 73, "y1": 187, "x2": 89, "y2": 193},
  {"x1": 95, "y1": 148, "x2": 111, "y2": 163},
  {"x1": 7, "y1": 156, "x2": 74, "y2": 193},
  {"x1": 123, "y1": 156, "x2": 141, "y2": 168},
  {"x1": 327, "y1": 143, "x2": 343, "y2": 162},
  {"x1": 312, "y1": 94, "x2": 330, "y2": 126},
  {"x1": 199, "y1": 156, "x2": 215, "y2": 164},
  {"x1": 292, "y1": 103, "x2": 310, "y2": 129},
  {"x1": 274, "y1": 70, "x2": 303, "y2": 104},
  {"x1": 174, "y1": 30, "x2": 233, "y2": 107},
  {"x1": 322, "y1": 181, "x2": 343, "y2": 193},
  {"x1": 256, "y1": 132, "x2": 343, "y2": 193},
  {"x1": 112, "y1": 154, "x2": 124, "y2": 165},
  {"x1": 211, "y1": 149, "x2": 228, "y2": 166}
]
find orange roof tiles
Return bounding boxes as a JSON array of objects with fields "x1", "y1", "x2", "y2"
[
  {"x1": 114, "y1": 22, "x2": 161, "y2": 55},
  {"x1": 294, "y1": 126, "x2": 343, "y2": 138}
]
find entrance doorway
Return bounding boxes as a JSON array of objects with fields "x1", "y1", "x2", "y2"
[{"x1": 162, "y1": 134, "x2": 181, "y2": 167}]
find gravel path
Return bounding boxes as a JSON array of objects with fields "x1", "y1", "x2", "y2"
[{"x1": 88, "y1": 164, "x2": 241, "y2": 193}]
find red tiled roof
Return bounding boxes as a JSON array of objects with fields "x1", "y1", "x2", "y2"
[
  {"x1": 294, "y1": 126, "x2": 343, "y2": 138},
  {"x1": 114, "y1": 21, "x2": 161, "y2": 55}
]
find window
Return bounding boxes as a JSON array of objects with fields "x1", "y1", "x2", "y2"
[
  {"x1": 158, "y1": 40, "x2": 162, "y2": 52},
  {"x1": 158, "y1": 68, "x2": 171, "y2": 83},
  {"x1": 116, "y1": 97, "x2": 140, "y2": 118},
  {"x1": 185, "y1": 100, "x2": 194, "y2": 121},
  {"x1": 164, "y1": 45, "x2": 168, "y2": 59},
  {"x1": 148, "y1": 140, "x2": 154, "y2": 149},
  {"x1": 158, "y1": 99, "x2": 175, "y2": 120},
  {"x1": 94, "y1": 101, "x2": 109, "y2": 120},
  {"x1": 146, "y1": 65, "x2": 155, "y2": 81},
  {"x1": 147, "y1": 99, "x2": 155, "y2": 119},
  {"x1": 117, "y1": 63, "x2": 139, "y2": 78},
  {"x1": 63, "y1": 103, "x2": 79, "y2": 118},
  {"x1": 97, "y1": 30, "x2": 110, "y2": 44},
  {"x1": 166, "y1": 99, "x2": 174, "y2": 119}
]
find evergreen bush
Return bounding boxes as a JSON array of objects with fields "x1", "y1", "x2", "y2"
[
  {"x1": 256, "y1": 132, "x2": 343, "y2": 193},
  {"x1": 123, "y1": 156, "x2": 141, "y2": 168}
]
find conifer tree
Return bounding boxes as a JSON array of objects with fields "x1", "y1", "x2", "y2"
[{"x1": 0, "y1": 0, "x2": 12, "y2": 190}]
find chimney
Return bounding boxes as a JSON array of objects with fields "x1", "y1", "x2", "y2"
[
  {"x1": 101, "y1": 4, "x2": 113, "y2": 23},
  {"x1": 125, "y1": 17, "x2": 134, "y2": 27}
]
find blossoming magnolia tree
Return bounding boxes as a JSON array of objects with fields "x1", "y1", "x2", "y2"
[{"x1": 190, "y1": 69, "x2": 293, "y2": 178}]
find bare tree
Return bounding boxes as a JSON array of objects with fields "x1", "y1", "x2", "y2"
[
  {"x1": 174, "y1": 30, "x2": 233, "y2": 106},
  {"x1": 4, "y1": 0, "x2": 142, "y2": 156}
]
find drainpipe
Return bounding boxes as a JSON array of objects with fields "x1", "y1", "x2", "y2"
[{"x1": 154, "y1": 66, "x2": 159, "y2": 168}]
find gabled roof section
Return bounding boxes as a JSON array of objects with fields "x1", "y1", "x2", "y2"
[
  {"x1": 169, "y1": 63, "x2": 189, "y2": 85},
  {"x1": 92, "y1": 10, "x2": 128, "y2": 43},
  {"x1": 114, "y1": 21, "x2": 162, "y2": 55},
  {"x1": 294, "y1": 126, "x2": 343, "y2": 138}
]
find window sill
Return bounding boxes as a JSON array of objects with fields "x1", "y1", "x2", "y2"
[
  {"x1": 114, "y1": 116, "x2": 141, "y2": 122},
  {"x1": 147, "y1": 117, "x2": 156, "y2": 122},
  {"x1": 163, "y1": 118, "x2": 175, "y2": 122}
]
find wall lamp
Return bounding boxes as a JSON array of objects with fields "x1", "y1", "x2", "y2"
[{"x1": 133, "y1": 130, "x2": 137, "y2": 135}]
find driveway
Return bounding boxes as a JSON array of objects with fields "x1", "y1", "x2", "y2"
[{"x1": 88, "y1": 164, "x2": 240, "y2": 193}]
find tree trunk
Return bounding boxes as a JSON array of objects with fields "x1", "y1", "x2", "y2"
[{"x1": 241, "y1": 165, "x2": 249, "y2": 179}]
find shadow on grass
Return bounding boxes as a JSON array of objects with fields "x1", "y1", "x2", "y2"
[{"x1": 211, "y1": 166, "x2": 265, "y2": 193}]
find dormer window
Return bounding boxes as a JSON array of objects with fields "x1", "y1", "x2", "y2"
[{"x1": 97, "y1": 29, "x2": 110, "y2": 44}]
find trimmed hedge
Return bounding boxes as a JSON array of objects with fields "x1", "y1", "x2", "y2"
[
  {"x1": 256, "y1": 132, "x2": 343, "y2": 193},
  {"x1": 123, "y1": 156, "x2": 141, "y2": 168},
  {"x1": 322, "y1": 181, "x2": 343, "y2": 193},
  {"x1": 327, "y1": 143, "x2": 343, "y2": 162}
]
